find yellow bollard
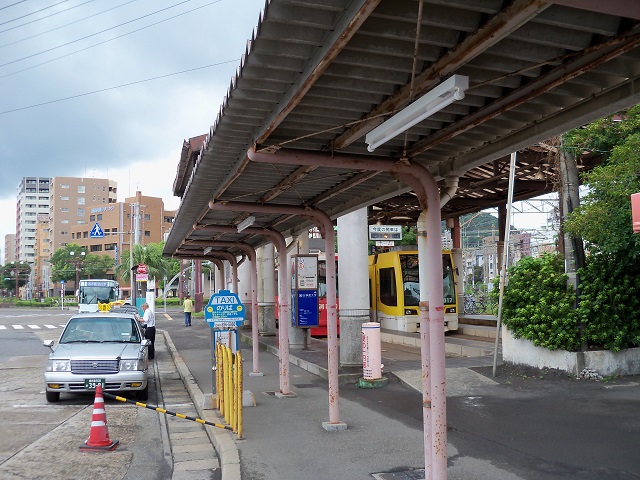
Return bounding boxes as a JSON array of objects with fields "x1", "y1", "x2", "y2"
[
  {"x1": 213, "y1": 341, "x2": 243, "y2": 438},
  {"x1": 236, "y1": 350, "x2": 243, "y2": 439},
  {"x1": 214, "y1": 343, "x2": 221, "y2": 410},
  {"x1": 224, "y1": 346, "x2": 232, "y2": 426},
  {"x1": 232, "y1": 352, "x2": 238, "y2": 433},
  {"x1": 219, "y1": 343, "x2": 225, "y2": 414}
]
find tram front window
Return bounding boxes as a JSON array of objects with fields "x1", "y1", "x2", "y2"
[{"x1": 399, "y1": 253, "x2": 456, "y2": 306}]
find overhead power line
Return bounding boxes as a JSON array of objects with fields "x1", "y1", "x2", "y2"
[
  {"x1": 0, "y1": 59, "x2": 239, "y2": 115},
  {"x1": 0, "y1": 0, "x2": 195, "y2": 68},
  {"x1": 0, "y1": 0, "x2": 222, "y2": 79},
  {"x1": 0, "y1": 0, "x2": 102, "y2": 37},
  {"x1": 0, "y1": 1, "x2": 28, "y2": 13},
  {"x1": 0, "y1": 0, "x2": 72, "y2": 27}
]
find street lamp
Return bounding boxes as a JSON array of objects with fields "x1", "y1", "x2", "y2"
[{"x1": 69, "y1": 250, "x2": 86, "y2": 293}]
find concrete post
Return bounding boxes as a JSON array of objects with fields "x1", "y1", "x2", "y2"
[
  {"x1": 258, "y1": 244, "x2": 276, "y2": 336},
  {"x1": 337, "y1": 208, "x2": 369, "y2": 367}
]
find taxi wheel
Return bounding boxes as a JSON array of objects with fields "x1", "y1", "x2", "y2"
[
  {"x1": 136, "y1": 384, "x2": 149, "y2": 401},
  {"x1": 46, "y1": 391, "x2": 60, "y2": 403}
]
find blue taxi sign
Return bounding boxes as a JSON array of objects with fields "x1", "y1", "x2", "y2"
[{"x1": 204, "y1": 289, "x2": 245, "y2": 328}]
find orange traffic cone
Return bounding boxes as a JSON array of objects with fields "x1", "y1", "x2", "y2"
[{"x1": 79, "y1": 384, "x2": 119, "y2": 451}]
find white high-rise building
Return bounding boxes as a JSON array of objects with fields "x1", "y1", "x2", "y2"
[{"x1": 16, "y1": 177, "x2": 51, "y2": 264}]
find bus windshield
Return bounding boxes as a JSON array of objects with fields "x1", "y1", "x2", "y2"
[{"x1": 78, "y1": 280, "x2": 119, "y2": 312}]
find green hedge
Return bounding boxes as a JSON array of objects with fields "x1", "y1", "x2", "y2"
[
  {"x1": 494, "y1": 252, "x2": 640, "y2": 352},
  {"x1": 492, "y1": 254, "x2": 580, "y2": 351},
  {"x1": 577, "y1": 252, "x2": 640, "y2": 352}
]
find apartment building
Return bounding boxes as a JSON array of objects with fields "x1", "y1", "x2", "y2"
[
  {"x1": 4, "y1": 234, "x2": 16, "y2": 265},
  {"x1": 462, "y1": 231, "x2": 533, "y2": 291},
  {"x1": 70, "y1": 191, "x2": 175, "y2": 265},
  {"x1": 33, "y1": 214, "x2": 52, "y2": 298},
  {"x1": 16, "y1": 177, "x2": 51, "y2": 263},
  {"x1": 49, "y1": 177, "x2": 117, "y2": 254}
]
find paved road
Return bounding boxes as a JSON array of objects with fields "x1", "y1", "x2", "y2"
[
  {"x1": 3, "y1": 307, "x2": 640, "y2": 479},
  {"x1": 0, "y1": 307, "x2": 217, "y2": 480}
]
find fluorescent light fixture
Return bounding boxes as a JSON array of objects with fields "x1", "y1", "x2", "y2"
[
  {"x1": 365, "y1": 74, "x2": 469, "y2": 152},
  {"x1": 237, "y1": 215, "x2": 256, "y2": 232},
  {"x1": 203, "y1": 247, "x2": 213, "y2": 255}
]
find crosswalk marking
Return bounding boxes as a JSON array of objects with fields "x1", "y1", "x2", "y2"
[{"x1": 0, "y1": 324, "x2": 65, "y2": 332}]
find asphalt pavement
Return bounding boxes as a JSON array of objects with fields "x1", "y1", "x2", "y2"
[
  {"x1": 2, "y1": 307, "x2": 638, "y2": 480},
  {"x1": 161, "y1": 309, "x2": 640, "y2": 480}
]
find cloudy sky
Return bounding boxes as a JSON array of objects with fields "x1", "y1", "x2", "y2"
[
  {"x1": 0, "y1": 0, "x2": 559, "y2": 261},
  {"x1": 0, "y1": 0, "x2": 265, "y2": 257}
]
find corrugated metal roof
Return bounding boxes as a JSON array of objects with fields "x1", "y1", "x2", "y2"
[{"x1": 165, "y1": 0, "x2": 640, "y2": 259}]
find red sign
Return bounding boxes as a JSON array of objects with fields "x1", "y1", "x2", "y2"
[{"x1": 137, "y1": 264, "x2": 148, "y2": 274}]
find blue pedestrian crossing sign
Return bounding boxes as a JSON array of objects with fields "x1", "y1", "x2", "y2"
[
  {"x1": 205, "y1": 289, "x2": 245, "y2": 328},
  {"x1": 90, "y1": 222, "x2": 105, "y2": 238}
]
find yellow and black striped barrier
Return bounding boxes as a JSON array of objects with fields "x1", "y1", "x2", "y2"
[
  {"x1": 103, "y1": 392, "x2": 233, "y2": 431},
  {"x1": 215, "y1": 342, "x2": 243, "y2": 439}
]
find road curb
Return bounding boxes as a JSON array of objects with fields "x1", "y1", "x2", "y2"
[{"x1": 161, "y1": 330, "x2": 241, "y2": 480}]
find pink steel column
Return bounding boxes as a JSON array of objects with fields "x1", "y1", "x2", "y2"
[
  {"x1": 200, "y1": 213, "x2": 292, "y2": 395},
  {"x1": 209, "y1": 258, "x2": 224, "y2": 294},
  {"x1": 247, "y1": 147, "x2": 447, "y2": 468},
  {"x1": 213, "y1": 251, "x2": 239, "y2": 293},
  {"x1": 208, "y1": 200, "x2": 343, "y2": 426},
  {"x1": 193, "y1": 238, "x2": 261, "y2": 375}
]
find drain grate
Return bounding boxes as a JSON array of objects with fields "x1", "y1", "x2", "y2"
[
  {"x1": 262, "y1": 391, "x2": 277, "y2": 397},
  {"x1": 371, "y1": 469, "x2": 425, "y2": 480}
]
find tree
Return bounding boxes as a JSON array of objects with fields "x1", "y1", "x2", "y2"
[
  {"x1": 50, "y1": 244, "x2": 90, "y2": 284},
  {"x1": 461, "y1": 212, "x2": 499, "y2": 249},
  {"x1": 1, "y1": 262, "x2": 31, "y2": 295},
  {"x1": 115, "y1": 242, "x2": 174, "y2": 293},
  {"x1": 561, "y1": 107, "x2": 640, "y2": 351},
  {"x1": 563, "y1": 132, "x2": 640, "y2": 259},
  {"x1": 563, "y1": 104, "x2": 640, "y2": 156}
]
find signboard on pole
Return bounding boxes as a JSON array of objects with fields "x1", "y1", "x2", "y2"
[
  {"x1": 204, "y1": 289, "x2": 245, "y2": 352},
  {"x1": 368, "y1": 225, "x2": 402, "y2": 241},
  {"x1": 291, "y1": 255, "x2": 319, "y2": 328}
]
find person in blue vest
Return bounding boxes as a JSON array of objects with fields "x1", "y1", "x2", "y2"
[{"x1": 183, "y1": 294, "x2": 194, "y2": 327}]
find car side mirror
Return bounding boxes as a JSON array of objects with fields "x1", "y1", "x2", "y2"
[
  {"x1": 43, "y1": 340, "x2": 54, "y2": 352},
  {"x1": 140, "y1": 339, "x2": 151, "y2": 351}
]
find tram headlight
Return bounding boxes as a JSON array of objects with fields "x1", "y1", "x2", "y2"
[{"x1": 445, "y1": 307, "x2": 456, "y2": 313}]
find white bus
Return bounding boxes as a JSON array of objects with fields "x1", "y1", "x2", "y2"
[{"x1": 77, "y1": 279, "x2": 120, "y2": 313}]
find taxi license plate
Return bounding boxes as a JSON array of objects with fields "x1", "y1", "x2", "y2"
[{"x1": 84, "y1": 378, "x2": 106, "y2": 389}]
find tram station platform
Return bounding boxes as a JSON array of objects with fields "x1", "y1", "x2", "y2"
[{"x1": 167, "y1": 312, "x2": 640, "y2": 480}]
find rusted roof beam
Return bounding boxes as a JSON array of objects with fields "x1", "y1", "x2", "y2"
[
  {"x1": 255, "y1": 0, "x2": 381, "y2": 144},
  {"x1": 331, "y1": 0, "x2": 549, "y2": 151},
  {"x1": 408, "y1": 30, "x2": 640, "y2": 157}
]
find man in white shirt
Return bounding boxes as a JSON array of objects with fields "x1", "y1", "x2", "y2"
[{"x1": 141, "y1": 303, "x2": 156, "y2": 360}]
